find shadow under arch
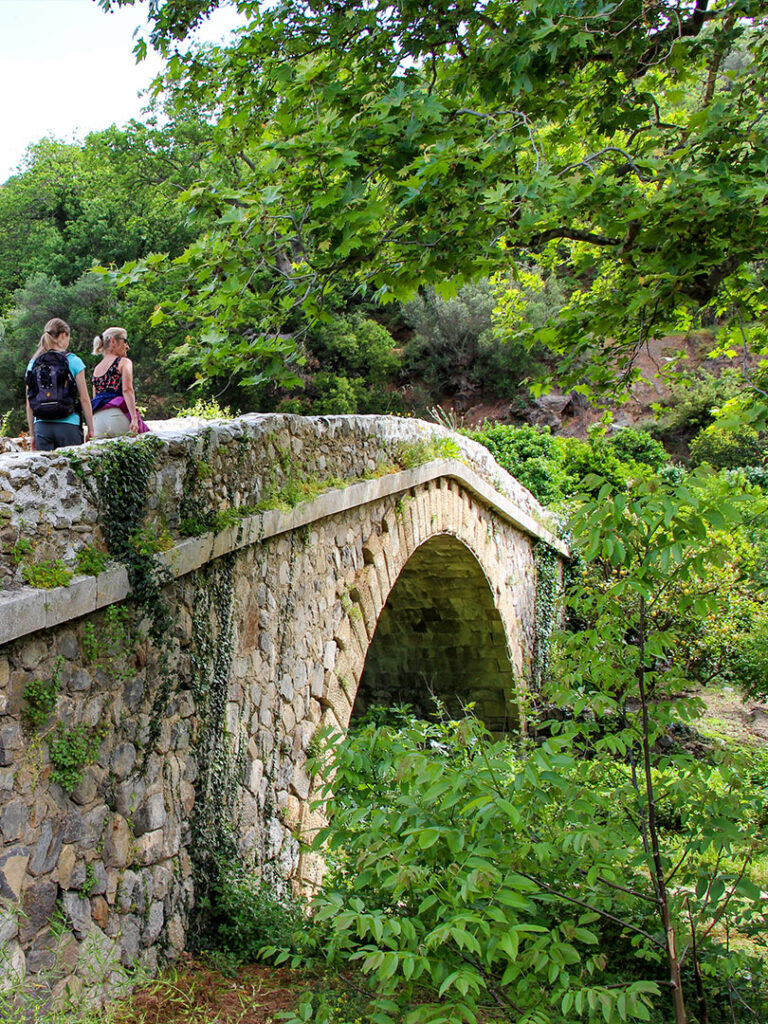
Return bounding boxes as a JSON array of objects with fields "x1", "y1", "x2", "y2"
[{"x1": 353, "y1": 534, "x2": 520, "y2": 734}]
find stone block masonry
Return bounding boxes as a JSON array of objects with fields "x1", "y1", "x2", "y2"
[{"x1": 0, "y1": 414, "x2": 565, "y2": 1001}]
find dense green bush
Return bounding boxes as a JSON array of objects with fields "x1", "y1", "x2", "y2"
[
  {"x1": 652, "y1": 368, "x2": 748, "y2": 454},
  {"x1": 465, "y1": 422, "x2": 570, "y2": 504},
  {"x1": 202, "y1": 862, "x2": 308, "y2": 964},
  {"x1": 730, "y1": 620, "x2": 768, "y2": 699},
  {"x1": 260, "y1": 470, "x2": 768, "y2": 1024},
  {"x1": 307, "y1": 312, "x2": 400, "y2": 384},
  {"x1": 403, "y1": 278, "x2": 545, "y2": 405},
  {"x1": 403, "y1": 280, "x2": 495, "y2": 395},
  {"x1": 311, "y1": 373, "x2": 361, "y2": 414},
  {"x1": 689, "y1": 423, "x2": 766, "y2": 469},
  {"x1": 608, "y1": 427, "x2": 670, "y2": 469},
  {"x1": 466, "y1": 423, "x2": 663, "y2": 505},
  {"x1": 275, "y1": 712, "x2": 766, "y2": 1023},
  {"x1": 282, "y1": 312, "x2": 403, "y2": 414},
  {"x1": 470, "y1": 329, "x2": 542, "y2": 404},
  {"x1": 555, "y1": 430, "x2": 639, "y2": 494},
  {"x1": 272, "y1": 715, "x2": 662, "y2": 1024},
  {"x1": 680, "y1": 583, "x2": 768, "y2": 691}
]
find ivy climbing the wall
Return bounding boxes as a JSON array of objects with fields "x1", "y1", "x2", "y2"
[
  {"x1": 185, "y1": 554, "x2": 248, "y2": 952},
  {"x1": 532, "y1": 542, "x2": 561, "y2": 692},
  {"x1": 86, "y1": 435, "x2": 171, "y2": 644},
  {"x1": 76, "y1": 434, "x2": 177, "y2": 756}
]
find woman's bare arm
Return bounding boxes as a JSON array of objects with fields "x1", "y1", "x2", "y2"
[
  {"x1": 26, "y1": 397, "x2": 36, "y2": 451},
  {"x1": 120, "y1": 358, "x2": 139, "y2": 432},
  {"x1": 75, "y1": 371, "x2": 95, "y2": 441}
]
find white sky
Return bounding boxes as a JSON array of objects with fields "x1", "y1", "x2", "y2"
[{"x1": 0, "y1": 0, "x2": 243, "y2": 184}]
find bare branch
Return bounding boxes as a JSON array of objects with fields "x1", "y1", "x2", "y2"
[
  {"x1": 524, "y1": 228, "x2": 623, "y2": 248},
  {"x1": 515, "y1": 870, "x2": 666, "y2": 948},
  {"x1": 558, "y1": 146, "x2": 650, "y2": 182},
  {"x1": 636, "y1": 0, "x2": 713, "y2": 74}
]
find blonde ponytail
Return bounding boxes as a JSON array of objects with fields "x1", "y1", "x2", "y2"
[
  {"x1": 32, "y1": 318, "x2": 70, "y2": 360},
  {"x1": 94, "y1": 327, "x2": 127, "y2": 355}
]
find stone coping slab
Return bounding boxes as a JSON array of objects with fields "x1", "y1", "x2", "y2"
[{"x1": 0, "y1": 459, "x2": 567, "y2": 647}]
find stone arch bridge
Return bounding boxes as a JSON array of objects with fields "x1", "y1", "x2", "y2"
[{"x1": 0, "y1": 415, "x2": 566, "y2": 991}]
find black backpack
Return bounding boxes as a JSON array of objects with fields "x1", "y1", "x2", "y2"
[{"x1": 26, "y1": 351, "x2": 79, "y2": 420}]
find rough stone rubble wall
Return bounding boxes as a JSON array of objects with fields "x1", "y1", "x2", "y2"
[{"x1": 0, "y1": 415, "x2": 553, "y2": 1002}]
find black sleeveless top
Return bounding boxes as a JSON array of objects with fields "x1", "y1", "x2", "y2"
[{"x1": 92, "y1": 357, "x2": 122, "y2": 396}]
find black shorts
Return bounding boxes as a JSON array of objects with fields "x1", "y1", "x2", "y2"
[{"x1": 34, "y1": 421, "x2": 84, "y2": 451}]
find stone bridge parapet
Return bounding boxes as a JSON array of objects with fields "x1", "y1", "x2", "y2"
[{"x1": 0, "y1": 414, "x2": 557, "y2": 600}]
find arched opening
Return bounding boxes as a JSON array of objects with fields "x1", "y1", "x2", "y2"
[{"x1": 352, "y1": 535, "x2": 519, "y2": 733}]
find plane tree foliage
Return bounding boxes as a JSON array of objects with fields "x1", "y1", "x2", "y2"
[{"x1": 99, "y1": 0, "x2": 768, "y2": 397}]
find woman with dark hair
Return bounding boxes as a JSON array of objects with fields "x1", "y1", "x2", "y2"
[
  {"x1": 25, "y1": 318, "x2": 95, "y2": 451},
  {"x1": 91, "y1": 327, "x2": 149, "y2": 438}
]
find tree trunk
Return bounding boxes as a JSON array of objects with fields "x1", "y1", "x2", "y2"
[{"x1": 637, "y1": 597, "x2": 688, "y2": 1024}]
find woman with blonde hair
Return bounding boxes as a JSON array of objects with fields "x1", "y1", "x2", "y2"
[
  {"x1": 25, "y1": 318, "x2": 95, "y2": 451},
  {"x1": 91, "y1": 327, "x2": 149, "y2": 438}
]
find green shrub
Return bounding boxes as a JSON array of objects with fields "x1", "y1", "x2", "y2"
[
  {"x1": 466, "y1": 422, "x2": 570, "y2": 504},
  {"x1": 725, "y1": 742, "x2": 768, "y2": 789},
  {"x1": 403, "y1": 280, "x2": 495, "y2": 396},
  {"x1": 467, "y1": 422, "x2": 663, "y2": 505},
  {"x1": 652, "y1": 368, "x2": 748, "y2": 448},
  {"x1": 608, "y1": 427, "x2": 670, "y2": 469},
  {"x1": 554, "y1": 429, "x2": 642, "y2": 494},
  {"x1": 402, "y1": 270, "x2": 558, "y2": 404},
  {"x1": 204, "y1": 863, "x2": 307, "y2": 964},
  {"x1": 49, "y1": 724, "x2": 103, "y2": 792},
  {"x1": 471, "y1": 329, "x2": 540, "y2": 403},
  {"x1": 731, "y1": 621, "x2": 768, "y2": 699},
  {"x1": 75, "y1": 545, "x2": 109, "y2": 575},
  {"x1": 179, "y1": 396, "x2": 233, "y2": 420},
  {"x1": 689, "y1": 423, "x2": 766, "y2": 469},
  {"x1": 309, "y1": 312, "x2": 400, "y2": 384},
  {"x1": 311, "y1": 372, "x2": 362, "y2": 414},
  {"x1": 299, "y1": 312, "x2": 402, "y2": 414},
  {"x1": 22, "y1": 559, "x2": 73, "y2": 589},
  {"x1": 23, "y1": 659, "x2": 62, "y2": 728},
  {"x1": 272, "y1": 476, "x2": 768, "y2": 1024},
  {"x1": 275, "y1": 397, "x2": 305, "y2": 414}
]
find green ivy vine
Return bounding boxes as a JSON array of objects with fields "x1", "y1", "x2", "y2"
[
  {"x1": 80, "y1": 435, "x2": 176, "y2": 757},
  {"x1": 186, "y1": 553, "x2": 247, "y2": 951},
  {"x1": 532, "y1": 542, "x2": 561, "y2": 692},
  {"x1": 87, "y1": 435, "x2": 171, "y2": 644},
  {"x1": 178, "y1": 428, "x2": 216, "y2": 538}
]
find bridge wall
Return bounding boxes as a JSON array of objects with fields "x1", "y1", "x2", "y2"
[{"x1": 0, "y1": 415, "x2": 563, "y2": 1000}]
